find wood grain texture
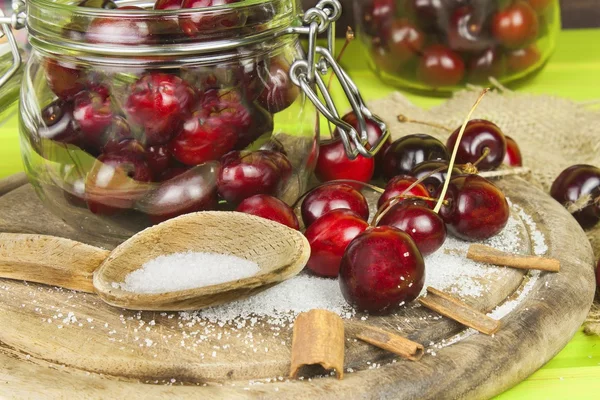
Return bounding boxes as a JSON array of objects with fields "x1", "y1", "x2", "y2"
[{"x1": 0, "y1": 176, "x2": 595, "y2": 399}]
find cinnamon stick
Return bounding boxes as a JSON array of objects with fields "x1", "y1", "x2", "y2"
[
  {"x1": 467, "y1": 244, "x2": 560, "y2": 272},
  {"x1": 289, "y1": 309, "x2": 345, "y2": 380},
  {"x1": 356, "y1": 326, "x2": 424, "y2": 361},
  {"x1": 419, "y1": 287, "x2": 501, "y2": 335}
]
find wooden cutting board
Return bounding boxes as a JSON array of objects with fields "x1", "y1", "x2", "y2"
[{"x1": 0, "y1": 173, "x2": 595, "y2": 399}]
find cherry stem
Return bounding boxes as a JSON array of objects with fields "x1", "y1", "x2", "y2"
[
  {"x1": 434, "y1": 89, "x2": 490, "y2": 214},
  {"x1": 397, "y1": 114, "x2": 453, "y2": 133},
  {"x1": 472, "y1": 147, "x2": 490, "y2": 168},
  {"x1": 292, "y1": 179, "x2": 385, "y2": 209}
]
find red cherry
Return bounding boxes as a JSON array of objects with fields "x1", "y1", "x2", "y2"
[
  {"x1": 447, "y1": 6, "x2": 494, "y2": 53},
  {"x1": 73, "y1": 87, "x2": 113, "y2": 149},
  {"x1": 378, "y1": 175, "x2": 431, "y2": 208},
  {"x1": 139, "y1": 164, "x2": 218, "y2": 224},
  {"x1": 154, "y1": 0, "x2": 182, "y2": 9},
  {"x1": 377, "y1": 201, "x2": 446, "y2": 256},
  {"x1": 410, "y1": 160, "x2": 463, "y2": 196},
  {"x1": 405, "y1": 0, "x2": 444, "y2": 30},
  {"x1": 492, "y1": 2, "x2": 539, "y2": 49},
  {"x1": 86, "y1": 15, "x2": 153, "y2": 45},
  {"x1": 446, "y1": 119, "x2": 507, "y2": 171},
  {"x1": 550, "y1": 165, "x2": 600, "y2": 229},
  {"x1": 339, "y1": 225, "x2": 425, "y2": 314},
  {"x1": 507, "y1": 45, "x2": 541, "y2": 73},
  {"x1": 146, "y1": 145, "x2": 172, "y2": 176},
  {"x1": 179, "y1": 0, "x2": 245, "y2": 36},
  {"x1": 103, "y1": 139, "x2": 146, "y2": 160},
  {"x1": 503, "y1": 136, "x2": 523, "y2": 167},
  {"x1": 217, "y1": 150, "x2": 282, "y2": 204},
  {"x1": 85, "y1": 154, "x2": 152, "y2": 215},
  {"x1": 126, "y1": 73, "x2": 196, "y2": 146},
  {"x1": 44, "y1": 58, "x2": 86, "y2": 100},
  {"x1": 417, "y1": 45, "x2": 465, "y2": 88},
  {"x1": 304, "y1": 209, "x2": 369, "y2": 278},
  {"x1": 468, "y1": 48, "x2": 507, "y2": 84},
  {"x1": 382, "y1": 134, "x2": 449, "y2": 180},
  {"x1": 437, "y1": 175, "x2": 510, "y2": 241},
  {"x1": 236, "y1": 194, "x2": 299, "y2": 230},
  {"x1": 383, "y1": 19, "x2": 424, "y2": 65},
  {"x1": 301, "y1": 183, "x2": 369, "y2": 228},
  {"x1": 235, "y1": 104, "x2": 273, "y2": 150},
  {"x1": 39, "y1": 100, "x2": 81, "y2": 146},
  {"x1": 256, "y1": 57, "x2": 300, "y2": 114},
  {"x1": 315, "y1": 139, "x2": 375, "y2": 185},
  {"x1": 261, "y1": 150, "x2": 292, "y2": 182},
  {"x1": 363, "y1": 0, "x2": 396, "y2": 35}
]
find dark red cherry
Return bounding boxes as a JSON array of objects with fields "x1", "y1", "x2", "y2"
[
  {"x1": 126, "y1": 73, "x2": 196, "y2": 146},
  {"x1": 382, "y1": 134, "x2": 449, "y2": 180},
  {"x1": 237, "y1": 194, "x2": 299, "y2": 230},
  {"x1": 39, "y1": 100, "x2": 81, "y2": 146},
  {"x1": 339, "y1": 225, "x2": 425, "y2": 314},
  {"x1": 410, "y1": 160, "x2": 462, "y2": 196},
  {"x1": 86, "y1": 15, "x2": 153, "y2": 45},
  {"x1": 437, "y1": 175, "x2": 510, "y2": 241},
  {"x1": 301, "y1": 183, "x2": 369, "y2": 228},
  {"x1": 377, "y1": 201, "x2": 446, "y2": 256},
  {"x1": 315, "y1": 139, "x2": 375, "y2": 185},
  {"x1": 446, "y1": 119, "x2": 507, "y2": 171},
  {"x1": 383, "y1": 19, "x2": 424, "y2": 65},
  {"x1": 492, "y1": 2, "x2": 539, "y2": 49},
  {"x1": 304, "y1": 209, "x2": 369, "y2": 278},
  {"x1": 261, "y1": 150, "x2": 292, "y2": 182},
  {"x1": 235, "y1": 104, "x2": 273, "y2": 150},
  {"x1": 179, "y1": 0, "x2": 245, "y2": 36},
  {"x1": 77, "y1": 0, "x2": 117, "y2": 8},
  {"x1": 503, "y1": 136, "x2": 523, "y2": 167},
  {"x1": 550, "y1": 165, "x2": 600, "y2": 229},
  {"x1": 507, "y1": 45, "x2": 541, "y2": 73},
  {"x1": 417, "y1": 45, "x2": 465, "y2": 88},
  {"x1": 468, "y1": 48, "x2": 507, "y2": 84},
  {"x1": 139, "y1": 164, "x2": 218, "y2": 223},
  {"x1": 256, "y1": 56, "x2": 300, "y2": 114},
  {"x1": 217, "y1": 150, "x2": 282, "y2": 204},
  {"x1": 154, "y1": 0, "x2": 182, "y2": 9},
  {"x1": 73, "y1": 87, "x2": 113, "y2": 149},
  {"x1": 363, "y1": 0, "x2": 396, "y2": 35},
  {"x1": 447, "y1": 6, "x2": 494, "y2": 53},
  {"x1": 405, "y1": 0, "x2": 444, "y2": 30},
  {"x1": 85, "y1": 153, "x2": 152, "y2": 215},
  {"x1": 103, "y1": 139, "x2": 146, "y2": 160},
  {"x1": 170, "y1": 113, "x2": 238, "y2": 166},
  {"x1": 378, "y1": 175, "x2": 431, "y2": 208},
  {"x1": 44, "y1": 58, "x2": 86, "y2": 100},
  {"x1": 146, "y1": 145, "x2": 172, "y2": 176}
]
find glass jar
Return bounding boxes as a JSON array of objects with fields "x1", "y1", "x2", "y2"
[
  {"x1": 354, "y1": 0, "x2": 560, "y2": 92},
  {"x1": 1, "y1": 0, "x2": 386, "y2": 242}
]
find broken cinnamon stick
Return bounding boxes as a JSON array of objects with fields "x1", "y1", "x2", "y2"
[
  {"x1": 419, "y1": 287, "x2": 501, "y2": 335},
  {"x1": 467, "y1": 244, "x2": 560, "y2": 272},
  {"x1": 356, "y1": 326, "x2": 424, "y2": 361},
  {"x1": 289, "y1": 309, "x2": 345, "y2": 380}
]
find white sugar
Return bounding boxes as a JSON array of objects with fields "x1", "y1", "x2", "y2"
[{"x1": 120, "y1": 252, "x2": 260, "y2": 294}]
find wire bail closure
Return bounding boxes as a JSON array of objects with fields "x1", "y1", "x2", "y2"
[
  {"x1": 0, "y1": 0, "x2": 25, "y2": 88},
  {"x1": 288, "y1": 0, "x2": 389, "y2": 160}
]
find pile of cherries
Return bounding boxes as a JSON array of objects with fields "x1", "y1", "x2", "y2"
[
  {"x1": 361, "y1": 0, "x2": 553, "y2": 88},
  {"x1": 40, "y1": 0, "x2": 302, "y2": 222}
]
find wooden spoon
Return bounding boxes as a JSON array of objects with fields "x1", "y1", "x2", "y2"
[{"x1": 0, "y1": 212, "x2": 310, "y2": 311}]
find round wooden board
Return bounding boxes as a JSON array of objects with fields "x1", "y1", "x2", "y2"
[{"x1": 0, "y1": 174, "x2": 595, "y2": 399}]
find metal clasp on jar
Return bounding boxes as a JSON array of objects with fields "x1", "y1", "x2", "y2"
[
  {"x1": 287, "y1": 0, "x2": 389, "y2": 160},
  {"x1": 0, "y1": 0, "x2": 25, "y2": 87}
]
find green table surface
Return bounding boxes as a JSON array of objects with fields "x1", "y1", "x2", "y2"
[{"x1": 0, "y1": 28, "x2": 599, "y2": 399}]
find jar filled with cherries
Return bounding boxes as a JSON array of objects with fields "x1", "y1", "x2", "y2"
[
  {"x1": 354, "y1": 0, "x2": 560, "y2": 92},
  {"x1": 5, "y1": 0, "x2": 380, "y2": 241}
]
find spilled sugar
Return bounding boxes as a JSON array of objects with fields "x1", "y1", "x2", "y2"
[{"x1": 119, "y1": 252, "x2": 260, "y2": 294}]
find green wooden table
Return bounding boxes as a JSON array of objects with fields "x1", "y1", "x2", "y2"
[{"x1": 0, "y1": 28, "x2": 599, "y2": 399}]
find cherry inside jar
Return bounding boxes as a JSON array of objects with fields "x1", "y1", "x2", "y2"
[
  {"x1": 355, "y1": 0, "x2": 560, "y2": 92},
  {"x1": 19, "y1": 0, "x2": 317, "y2": 241}
]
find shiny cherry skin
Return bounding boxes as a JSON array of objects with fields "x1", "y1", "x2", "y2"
[
  {"x1": 382, "y1": 134, "x2": 449, "y2": 180},
  {"x1": 261, "y1": 150, "x2": 292, "y2": 182},
  {"x1": 383, "y1": 19, "x2": 424, "y2": 65},
  {"x1": 180, "y1": 0, "x2": 244, "y2": 36},
  {"x1": 236, "y1": 194, "x2": 299, "y2": 230},
  {"x1": 315, "y1": 139, "x2": 375, "y2": 185},
  {"x1": 550, "y1": 165, "x2": 600, "y2": 229},
  {"x1": 85, "y1": 153, "x2": 152, "y2": 215},
  {"x1": 377, "y1": 201, "x2": 446, "y2": 256},
  {"x1": 126, "y1": 73, "x2": 196, "y2": 146},
  {"x1": 339, "y1": 225, "x2": 425, "y2": 314},
  {"x1": 146, "y1": 145, "x2": 172, "y2": 176},
  {"x1": 446, "y1": 119, "x2": 507, "y2": 171},
  {"x1": 378, "y1": 175, "x2": 431, "y2": 208},
  {"x1": 39, "y1": 100, "x2": 81, "y2": 146},
  {"x1": 301, "y1": 183, "x2": 369, "y2": 228},
  {"x1": 492, "y1": 2, "x2": 539, "y2": 49},
  {"x1": 235, "y1": 104, "x2": 273, "y2": 150},
  {"x1": 304, "y1": 209, "x2": 369, "y2": 278},
  {"x1": 410, "y1": 160, "x2": 463, "y2": 196},
  {"x1": 72, "y1": 87, "x2": 113, "y2": 149},
  {"x1": 363, "y1": 0, "x2": 396, "y2": 35},
  {"x1": 507, "y1": 45, "x2": 541, "y2": 73},
  {"x1": 437, "y1": 175, "x2": 510, "y2": 241},
  {"x1": 257, "y1": 57, "x2": 300, "y2": 114},
  {"x1": 417, "y1": 45, "x2": 465, "y2": 88},
  {"x1": 448, "y1": 6, "x2": 494, "y2": 53},
  {"x1": 139, "y1": 164, "x2": 218, "y2": 223},
  {"x1": 468, "y1": 48, "x2": 507, "y2": 84},
  {"x1": 170, "y1": 113, "x2": 238, "y2": 166},
  {"x1": 217, "y1": 150, "x2": 282, "y2": 204},
  {"x1": 154, "y1": 0, "x2": 182, "y2": 9},
  {"x1": 44, "y1": 58, "x2": 86, "y2": 100},
  {"x1": 503, "y1": 136, "x2": 523, "y2": 167},
  {"x1": 103, "y1": 139, "x2": 146, "y2": 160},
  {"x1": 528, "y1": 0, "x2": 552, "y2": 13},
  {"x1": 405, "y1": 0, "x2": 444, "y2": 30}
]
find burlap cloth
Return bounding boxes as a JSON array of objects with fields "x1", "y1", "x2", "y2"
[{"x1": 366, "y1": 88, "x2": 600, "y2": 334}]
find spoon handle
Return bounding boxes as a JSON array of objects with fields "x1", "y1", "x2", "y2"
[{"x1": 0, "y1": 233, "x2": 109, "y2": 293}]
